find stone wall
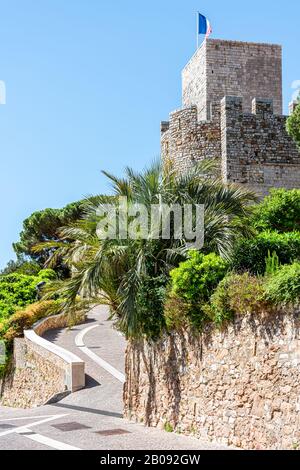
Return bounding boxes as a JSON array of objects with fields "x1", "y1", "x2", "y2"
[
  {"x1": 162, "y1": 95, "x2": 300, "y2": 194},
  {"x1": 0, "y1": 313, "x2": 85, "y2": 408},
  {"x1": 0, "y1": 338, "x2": 67, "y2": 408},
  {"x1": 161, "y1": 104, "x2": 221, "y2": 173},
  {"x1": 221, "y1": 96, "x2": 300, "y2": 196},
  {"x1": 124, "y1": 310, "x2": 300, "y2": 450},
  {"x1": 182, "y1": 39, "x2": 282, "y2": 120},
  {"x1": 205, "y1": 40, "x2": 283, "y2": 116},
  {"x1": 182, "y1": 42, "x2": 207, "y2": 120}
]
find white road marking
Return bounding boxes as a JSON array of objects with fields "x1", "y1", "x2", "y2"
[
  {"x1": 17, "y1": 428, "x2": 81, "y2": 450},
  {"x1": 80, "y1": 345, "x2": 125, "y2": 383},
  {"x1": 0, "y1": 414, "x2": 61, "y2": 422},
  {"x1": 75, "y1": 324, "x2": 99, "y2": 347},
  {"x1": 75, "y1": 324, "x2": 125, "y2": 383},
  {"x1": 0, "y1": 414, "x2": 68, "y2": 437}
]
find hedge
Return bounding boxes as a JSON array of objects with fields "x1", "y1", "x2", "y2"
[{"x1": 231, "y1": 231, "x2": 300, "y2": 275}]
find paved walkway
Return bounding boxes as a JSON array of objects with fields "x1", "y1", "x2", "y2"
[{"x1": 0, "y1": 306, "x2": 229, "y2": 450}]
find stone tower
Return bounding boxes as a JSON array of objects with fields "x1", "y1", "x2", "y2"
[
  {"x1": 161, "y1": 38, "x2": 300, "y2": 196},
  {"x1": 182, "y1": 39, "x2": 283, "y2": 120}
]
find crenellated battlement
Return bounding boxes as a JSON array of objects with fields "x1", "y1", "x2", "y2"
[
  {"x1": 252, "y1": 98, "x2": 274, "y2": 116},
  {"x1": 220, "y1": 96, "x2": 300, "y2": 194},
  {"x1": 221, "y1": 96, "x2": 276, "y2": 117}
]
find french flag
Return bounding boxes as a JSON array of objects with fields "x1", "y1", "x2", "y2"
[{"x1": 198, "y1": 13, "x2": 212, "y2": 38}]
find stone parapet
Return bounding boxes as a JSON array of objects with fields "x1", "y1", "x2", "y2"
[
  {"x1": 161, "y1": 105, "x2": 221, "y2": 173},
  {"x1": 221, "y1": 96, "x2": 300, "y2": 194}
]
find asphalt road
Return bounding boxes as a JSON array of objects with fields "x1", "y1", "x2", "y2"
[{"x1": 0, "y1": 306, "x2": 229, "y2": 450}]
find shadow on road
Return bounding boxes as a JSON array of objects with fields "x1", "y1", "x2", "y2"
[
  {"x1": 42, "y1": 317, "x2": 96, "y2": 342},
  {"x1": 85, "y1": 374, "x2": 101, "y2": 389},
  {"x1": 50, "y1": 402, "x2": 123, "y2": 419}
]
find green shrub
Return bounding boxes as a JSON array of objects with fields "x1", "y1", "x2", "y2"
[
  {"x1": 265, "y1": 251, "x2": 280, "y2": 276},
  {"x1": 134, "y1": 275, "x2": 167, "y2": 339},
  {"x1": 1, "y1": 258, "x2": 41, "y2": 276},
  {"x1": 287, "y1": 102, "x2": 300, "y2": 148},
  {"x1": 231, "y1": 231, "x2": 300, "y2": 275},
  {"x1": 0, "y1": 341, "x2": 6, "y2": 378},
  {"x1": 170, "y1": 252, "x2": 228, "y2": 302},
  {"x1": 0, "y1": 300, "x2": 63, "y2": 345},
  {"x1": 0, "y1": 301, "x2": 17, "y2": 320},
  {"x1": 36, "y1": 269, "x2": 57, "y2": 281},
  {"x1": 164, "y1": 292, "x2": 194, "y2": 330},
  {"x1": 0, "y1": 361, "x2": 8, "y2": 379},
  {"x1": 204, "y1": 272, "x2": 268, "y2": 325},
  {"x1": 168, "y1": 252, "x2": 228, "y2": 328},
  {"x1": 0, "y1": 269, "x2": 57, "y2": 323},
  {"x1": 264, "y1": 262, "x2": 300, "y2": 305},
  {"x1": 164, "y1": 422, "x2": 174, "y2": 433},
  {"x1": 252, "y1": 189, "x2": 300, "y2": 232},
  {"x1": 0, "y1": 299, "x2": 63, "y2": 376}
]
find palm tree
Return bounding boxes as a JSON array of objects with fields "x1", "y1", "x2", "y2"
[{"x1": 37, "y1": 160, "x2": 257, "y2": 338}]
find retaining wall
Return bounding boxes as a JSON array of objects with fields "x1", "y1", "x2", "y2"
[
  {"x1": 124, "y1": 310, "x2": 300, "y2": 450},
  {"x1": 0, "y1": 313, "x2": 85, "y2": 408}
]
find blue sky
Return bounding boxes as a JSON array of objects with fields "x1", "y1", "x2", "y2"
[{"x1": 0, "y1": 0, "x2": 299, "y2": 269}]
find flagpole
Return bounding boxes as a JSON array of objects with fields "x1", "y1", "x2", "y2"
[{"x1": 196, "y1": 12, "x2": 199, "y2": 49}]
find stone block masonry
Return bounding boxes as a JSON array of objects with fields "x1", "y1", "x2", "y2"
[
  {"x1": 161, "y1": 103, "x2": 221, "y2": 173},
  {"x1": 221, "y1": 96, "x2": 300, "y2": 196},
  {"x1": 182, "y1": 39, "x2": 282, "y2": 121},
  {"x1": 0, "y1": 313, "x2": 85, "y2": 408},
  {"x1": 124, "y1": 310, "x2": 300, "y2": 450},
  {"x1": 162, "y1": 38, "x2": 300, "y2": 195},
  {"x1": 0, "y1": 338, "x2": 67, "y2": 408}
]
